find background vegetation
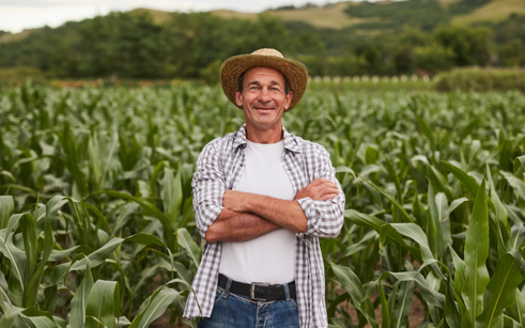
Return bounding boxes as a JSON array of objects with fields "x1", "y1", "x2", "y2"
[
  {"x1": 1, "y1": 80, "x2": 525, "y2": 327},
  {"x1": 0, "y1": 0, "x2": 524, "y2": 81}
]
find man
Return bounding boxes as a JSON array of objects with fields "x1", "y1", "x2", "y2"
[{"x1": 183, "y1": 48, "x2": 345, "y2": 327}]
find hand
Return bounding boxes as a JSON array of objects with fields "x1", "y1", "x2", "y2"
[
  {"x1": 222, "y1": 190, "x2": 249, "y2": 212},
  {"x1": 294, "y1": 178, "x2": 339, "y2": 201}
]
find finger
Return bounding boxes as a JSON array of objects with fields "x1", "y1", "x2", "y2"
[
  {"x1": 320, "y1": 191, "x2": 340, "y2": 201},
  {"x1": 312, "y1": 178, "x2": 332, "y2": 185},
  {"x1": 317, "y1": 182, "x2": 338, "y2": 193}
]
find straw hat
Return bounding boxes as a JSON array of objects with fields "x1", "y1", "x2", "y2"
[{"x1": 220, "y1": 48, "x2": 308, "y2": 110}]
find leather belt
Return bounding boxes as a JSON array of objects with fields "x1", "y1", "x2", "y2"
[{"x1": 218, "y1": 274, "x2": 296, "y2": 301}]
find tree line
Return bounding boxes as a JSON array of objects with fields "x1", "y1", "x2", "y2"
[{"x1": 0, "y1": 4, "x2": 524, "y2": 82}]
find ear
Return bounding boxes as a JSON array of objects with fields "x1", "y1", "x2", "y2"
[
  {"x1": 283, "y1": 91, "x2": 293, "y2": 110},
  {"x1": 235, "y1": 91, "x2": 243, "y2": 107}
]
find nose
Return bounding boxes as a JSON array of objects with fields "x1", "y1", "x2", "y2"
[{"x1": 257, "y1": 87, "x2": 271, "y2": 103}]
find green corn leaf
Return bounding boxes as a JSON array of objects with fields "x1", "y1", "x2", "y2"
[
  {"x1": 85, "y1": 280, "x2": 120, "y2": 328},
  {"x1": 412, "y1": 193, "x2": 426, "y2": 226},
  {"x1": 345, "y1": 209, "x2": 387, "y2": 232},
  {"x1": 70, "y1": 233, "x2": 170, "y2": 273},
  {"x1": 99, "y1": 190, "x2": 169, "y2": 225},
  {"x1": 344, "y1": 230, "x2": 378, "y2": 257},
  {"x1": 69, "y1": 257, "x2": 94, "y2": 328},
  {"x1": 390, "y1": 223, "x2": 436, "y2": 267},
  {"x1": 501, "y1": 171, "x2": 525, "y2": 202},
  {"x1": 160, "y1": 167, "x2": 183, "y2": 227},
  {"x1": 0, "y1": 306, "x2": 24, "y2": 327},
  {"x1": 379, "y1": 270, "x2": 445, "y2": 309},
  {"x1": 25, "y1": 220, "x2": 55, "y2": 308},
  {"x1": 0, "y1": 195, "x2": 14, "y2": 229},
  {"x1": 391, "y1": 281, "x2": 414, "y2": 328},
  {"x1": 19, "y1": 213, "x2": 37, "y2": 306},
  {"x1": 514, "y1": 155, "x2": 525, "y2": 176},
  {"x1": 487, "y1": 165, "x2": 508, "y2": 230},
  {"x1": 509, "y1": 223, "x2": 525, "y2": 254},
  {"x1": 448, "y1": 197, "x2": 469, "y2": 216},
  {"x1": 427, "y1": 184, "x2": 443, "y2": 259},
  {"x1": 378, "y1": 280, "x2": 391, "y2": 328},
  {"x1": 48, "y1": 246, "x2": 80, "y2": 262},
  {"x1": 43, "y1": 284, "x2": 58, "y2": 313},
  {"x1": 20, "y1": 306, "x2": 58, "y2": 328},
  {"x1": 415, "y1": 116, "x2": 435, "y2": 149},
  {"x1": 131, "y1": 265, "x2": 161, "y2": 297},
  {"x1": 125, "y1": 232, "x2": 168, "y2": 248},
  {"x1": 44, "y1": 196, "x2": 68, "y2": 223},
  {"x1": 412, "y1": 156, "x2": 453, "y2": 199},
  {"x1": 476, "y1": 250, "x2": 525, "y2": 328},
  {"x1": 417, "y1": 273, "x2": 446, "y2": 309},
  {"x1": 0, "y1": 306, "x2": 59, "y2": 328},
  {"x1": 437, "y1": 192, "x2": 453, "y2": 254},
  {"x1": 177, "y1": 228, "x2": 201, "y2": 268},
  {"x1": 444, "y1": 281, "x2": 462, "y2": 328},
  {"x1": 0, "y1": 214, "x2": 26, "y2": 303},
  {"x1": 330, "y1": 262, "x2": 378, "y2": 328},
  {"x1": 129, "y1": 278, "x2": 192, "y2": 328},
  {"x1": 70, "y1": 237, "x2": 124, "y2": 271},
  {"x1": 461, "y1": 180, "x2": 489, "y2": 328},
  {"x1": 383, "y1": 155, "x2": 403, "y2": 204},
  {"x1": 61, "y1": 124, "x2": 87, "y2": 197},
  {"x1": 149, "y1": 161, "x2": 166, "y2": 201},
  {"x1": 379, "y1": 224, "x2": 422, "y2": 264},
  {"x1": 327, "y1": 293, "x2": 350, "y2": 322},
  {"x1": 129, "y1": 288, "x2": 181, "y2": 328},
  {"x1": 440, "y1": 160, "x2": 480, "y2": 197},
  {"x1": 112, "y1": 203, "x2": 140, "y2": 235},
  {"x1": 487, "y1": 165, "x2": 511, "y2": 255},
  {"x1": 361, "y1": 178, "x2": 415, "y2": 223},
  {"x1": 507, "y1": 288, "x2": 525, "y2": 326},
  {"x1": 449, "y1": 245, "x2": 466, "y2": 298}
]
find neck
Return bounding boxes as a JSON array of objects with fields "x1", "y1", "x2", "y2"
[{"x1": 245, "y1": 124, "x2": 283, "y2": 144}]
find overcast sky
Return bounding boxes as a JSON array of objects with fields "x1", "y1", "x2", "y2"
[{"x1": 0, "y1": 0, "x2": 342, "y2": 33}]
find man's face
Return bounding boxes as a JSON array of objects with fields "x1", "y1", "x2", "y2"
[{"x1": 235, "y1": 67, "x2": 293, "y2": 135}]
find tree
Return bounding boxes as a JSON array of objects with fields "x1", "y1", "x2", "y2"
[{"x1": 434, "y1": 25, "x2": 492, "y2": 67}]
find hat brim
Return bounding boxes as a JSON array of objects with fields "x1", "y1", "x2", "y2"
[{"x1": 220, "y1": 54, "x2": 308, "y2": 110}]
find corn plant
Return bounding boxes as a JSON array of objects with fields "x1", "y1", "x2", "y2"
[{"x1": 1, "y1": 80, "x2": 525, "y2": 327}]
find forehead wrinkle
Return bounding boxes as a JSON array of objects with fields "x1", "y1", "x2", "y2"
[{"x1": 245, "y1": 80, "x2": 283, "y2": 87}]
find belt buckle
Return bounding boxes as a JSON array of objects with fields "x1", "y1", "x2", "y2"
[{"x1": 250, "y1": 284, "x2": 267, "y2": 301}]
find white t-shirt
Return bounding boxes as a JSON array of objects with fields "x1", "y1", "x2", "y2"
[{"x1": 219, "y1": 140, "x2": 296, "y2": 284}]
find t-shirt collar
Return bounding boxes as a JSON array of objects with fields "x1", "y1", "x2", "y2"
[{"x1": 234, "y1": 124, "x2": 300, "y2": 153}]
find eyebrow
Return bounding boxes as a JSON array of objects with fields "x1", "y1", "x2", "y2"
[{"x1": 246, "y1": 80, "x2": 283, "y2": 88}]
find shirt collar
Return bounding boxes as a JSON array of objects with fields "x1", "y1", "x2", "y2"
[{"x1": 233, "y1": 124, "x2": 301, "y2": 153}]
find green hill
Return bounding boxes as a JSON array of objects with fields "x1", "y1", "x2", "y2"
[
  {"x1": 1, "y1": 0, "x2": 524, "y2": 43},
  {"x1": 0, "y1": 0, "x2": 523, "y2": 80},
  {"x1": 212, "y1": 3, "x2": 375, "y2": 30},
  {"x1": 209, "y1": 0, "x2": 525, "y2": 29},
  {"x1": 452, "y1": 0, "x2": 525, "y2": 23}
]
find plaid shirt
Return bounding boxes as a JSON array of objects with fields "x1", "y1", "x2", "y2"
[{"x1": 183, "y1": 124, "x2": 345, "y2": 327}]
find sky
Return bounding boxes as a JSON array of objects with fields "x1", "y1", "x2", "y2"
[{"x1": 0, "y1": 0, "x2": 340, "y2": 33}]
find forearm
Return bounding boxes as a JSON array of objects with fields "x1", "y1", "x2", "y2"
[
  {"x1": 204, "y1": 208, "x2": 281, "y2": 243},
  {"x1": 224, "y1": 192, "x2": 308, "y2": 233}
]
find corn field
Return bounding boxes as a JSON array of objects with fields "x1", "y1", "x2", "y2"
[{"x1": 1, "y1": 80, "x2": 525, "y2": 327}]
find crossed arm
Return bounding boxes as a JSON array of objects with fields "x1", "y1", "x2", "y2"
[{"x1": 204, "y1": 178, "x2": 339, "y2": 243}]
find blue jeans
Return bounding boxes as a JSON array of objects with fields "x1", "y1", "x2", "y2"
[{"x1": 197, "y1": 281, "x2": 299, "y2": 328}]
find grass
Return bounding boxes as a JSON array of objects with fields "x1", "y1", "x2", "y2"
[
  {"x1": 451, "y1": 0, "x2": 525, "y2": 24},
  {"x1": 260, "y1": 2, "x2": 377, "y2": 30}
]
